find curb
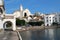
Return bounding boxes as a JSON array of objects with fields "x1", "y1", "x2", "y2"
[{"x1": 17, "y1": 31, "x2": 22, "y2": 40}]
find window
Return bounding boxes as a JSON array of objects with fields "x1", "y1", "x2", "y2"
[
  {"x1": 53, "y1": 20, "x2": 54, "y2": 22},
  {"x1": 50, "y1": 20, "x2": 51, "y2": 21},
  {"x1": 46, "y1": 17, "x2": 48, "y2": 19},
  {"x1": 0, "y1": 8, "x2": 3, "y2": 13},
  {"x1": 24, "y1": 13, "x2": 27, "y2": 17},
  {"x1": 47, "y1": 24, "x2": 49, "y2": 26},
  {"x1": 55, "y1": 18, "x2": 57, "y2": 22},
  {"x1": 55, "y1": 19, "x2": 57, "y2": 22},
  {"x1": 47, "y1": 20, "x2": 48, "y2": 22}
]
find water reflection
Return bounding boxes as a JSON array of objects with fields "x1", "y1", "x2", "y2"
[
  {"x1": 20, "y1": 28, "x2": 60, "y2": 40},
  {"x1": 45, "y1": 29, "x2": 55, "y2": 40},
  {"x1": 20, "y1": 31, "x2": 31, "y2": 40}
]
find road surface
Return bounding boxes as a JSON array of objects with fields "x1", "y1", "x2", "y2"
[{"x1": 0, "y1": 30, "x2": 19, "y2": 40}]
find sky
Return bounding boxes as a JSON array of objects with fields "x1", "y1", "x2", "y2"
[{"x1": 4, "y1": 0, "x2": 60, "y2": 14}]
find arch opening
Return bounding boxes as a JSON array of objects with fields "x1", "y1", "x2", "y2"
[
  {"x1": 0, "y1": 8, "x2": 3, "y2": 13},
  {"x1": 3, "y1": 21, "x2": 13, "y2": 30},
  {"x1": 24, "y1": 13, "x2": 27, "y2": 17}
]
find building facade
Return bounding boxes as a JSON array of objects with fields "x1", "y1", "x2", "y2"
[
  {"x1": 44, "y1": 14, "x2": 56, "y2": 26},
  {"x1": 0, "y1": 0, "x2": 32, "y2": 30},
  {"x1": 44, "y1": 13, "x2": 60, "y2": 26},
  {"x1": 55, "y1": 13, "x2": 60, "y2": 24},
  {"x1": 0, "y1": 0, "x2": 60, "y2": 30},
  {"x1": 14, "y1": 5, "x2": 32, "y2": 21}
]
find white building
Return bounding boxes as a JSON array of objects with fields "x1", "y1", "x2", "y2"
[
  {"x1": 14, "y1": 5, "x2": 32, "y2": 22},
  {"x1": 55, "y1": 13, "x2": 60, "y2": 24},
  {"x1": 44, "y1": 13, "x2": 60, "y2": 26},
  {"x1": 0, "y1": 0, "x2": 32, "y2": 30},
  {"x1": 44, "y1": 14, "x2": 56, "y2": 26}
]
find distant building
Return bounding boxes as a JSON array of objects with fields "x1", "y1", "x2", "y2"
[
  {"x1": 44, "y1": 14, "x2": 56, "y2": 26},
  {"x1": 14, "y1": 5, "x2": 32, "y2": 22},
  {"x1": 55, "y1": 13, "x2": 60, "y2": 24},
  {"x1": 44, "y1": 13, "x2": 60, "y2": 26},
  {"x1": 30, "y1": 12, "x2": 45, "y2": 22}
]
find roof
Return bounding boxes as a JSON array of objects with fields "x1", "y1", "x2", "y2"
[{"x1": 5, "y1": 14, "x2": 14, "y2": 16}]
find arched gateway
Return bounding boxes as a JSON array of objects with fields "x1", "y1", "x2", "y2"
[
  {"x1": 3, "y1": 21, "x2": 12, "y2": 30},
  {"x1": 3, "y1": 14, "x2": 16, "y2": 30}
]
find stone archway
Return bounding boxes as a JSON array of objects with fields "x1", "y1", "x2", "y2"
[{"x1": 3, "y1": 21, "x2": 13, "y2": 30}]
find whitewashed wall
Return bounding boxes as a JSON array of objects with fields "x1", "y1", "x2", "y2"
[
  {"x1": 3, "y1": 18, "x2": 16, "y2": 30},
  {"x1": 0, "y1": 0, "x2": 3, "y2": 5}
]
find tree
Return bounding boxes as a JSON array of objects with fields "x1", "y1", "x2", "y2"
[
  {"x1": 52, "y1": 22, "x2": 58, "y2": 26},
  {"x1": 28, "y1": 21, "x2": 44, "y2": 26},
  {"x1": 16, "y1": 18, "x2": 26, "y2": 26}
]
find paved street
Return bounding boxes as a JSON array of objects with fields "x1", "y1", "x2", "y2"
[{"x1": 0, "y1": 30, "x2": 19, "y2": 40}]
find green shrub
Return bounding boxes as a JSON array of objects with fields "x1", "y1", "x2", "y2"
[
  {"x1": 52, "y1": 22, "x2": 58, "y2": 26},
  {"x1": 16, "y1": 18, "x2": 26, "y2": 26},
  {"x1": 28, "y1": 21, "x2": 44, "y2": 26}
]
